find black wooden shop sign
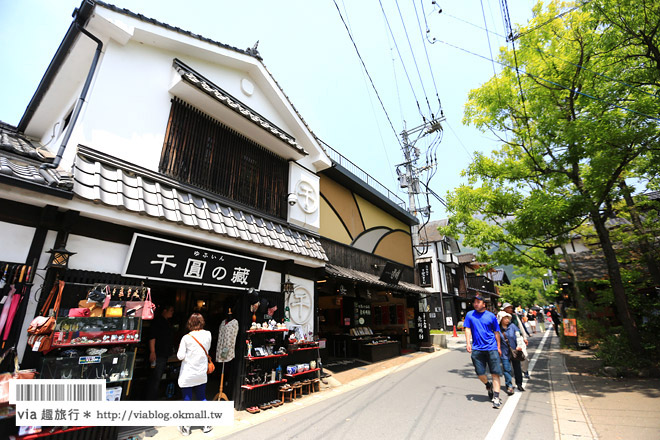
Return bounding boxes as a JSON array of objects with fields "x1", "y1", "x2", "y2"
[
  {"x1": 379, "y1": 262, "x2": 403, "y2": 285},
  {"x1": 418, "y1": 262, "x2": 432, "y2": 287},
  {"x1": 123, "y1": 233, "x2": 266, "y2": 290}
]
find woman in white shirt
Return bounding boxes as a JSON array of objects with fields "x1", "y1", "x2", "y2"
[{"x1": 177, "y1": 313, "x2": 212, "y2": 436}]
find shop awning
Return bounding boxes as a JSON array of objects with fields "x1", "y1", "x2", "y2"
[{"x1": 325, "y1": 263, "x2": 428, "y2": 296}]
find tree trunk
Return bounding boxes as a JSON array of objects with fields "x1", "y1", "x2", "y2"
[
  {"x1": 559, "y1": 242, "x2": 586, "y2": 316},
  {"x1": 620, "y1": 181, "x2": 660, "y2": 286},
  {"x1": 590, "y1": 212, "x2": 643, "y2": 353}
]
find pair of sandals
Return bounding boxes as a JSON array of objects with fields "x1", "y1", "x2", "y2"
[{"x1": 258, "y1": 400, "x2": 282, "y2": 411}]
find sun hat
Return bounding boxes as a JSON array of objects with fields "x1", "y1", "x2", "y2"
[
  {"x1": 497, "y1": 311, "x2": 512, "y2": 324},
  {"x1": 502, "y1": 302, "x2": 513, "y2": 309}
]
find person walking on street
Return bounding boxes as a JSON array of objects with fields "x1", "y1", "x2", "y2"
[
  {"x1": 146, "y1": 304, "x2": 174, "y2": 400},
  {"x1": 536, "y1": 306, "x2": 546, "y2": 332},
  {"x1": 527, "y1": 310, "x2": 537, "y2": 334},
  {"x1": 502, "y1": 303, "x2": 531, "y2": 379},
  {"x1": 497, "y1": 313, "x2": 515, "y2": 396},
  {"x1": 177, "y1": 313, "x2": 213, "y2": 436},
  {"x1": 498, "y1": 310, "x2": 527, "y2": 391},
  {"x1": 549, "y1": 305, "x2": 562, "y2": 337},
  {"x1": 465, "y1": 295, "x2": 503, "y2": 409}
]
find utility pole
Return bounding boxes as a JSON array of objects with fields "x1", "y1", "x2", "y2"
[{"x1": 397, "y1": 117, "x2": 445, "y2": 254}]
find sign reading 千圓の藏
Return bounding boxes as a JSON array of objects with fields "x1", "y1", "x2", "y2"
[{"x1": 122, "y1": 234, "x2": 265, "y2": 290}]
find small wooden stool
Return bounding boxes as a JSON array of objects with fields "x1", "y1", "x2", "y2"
[
  {"x1": 311, "y1": 378, "x2": 320, "y2": 392},
  {"x1": 279, "y1": 388, "x2": 293, "y2": 403},
  {"x1": 292, "y1": 383, "x2": 303, "y2": 398},
  {"x1": 301, "y1": 380, "x2": 311, "y2": 395}
]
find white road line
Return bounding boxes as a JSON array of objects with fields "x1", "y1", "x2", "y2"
[{"x1": 484, "y1": 329, "x2": 551, "y2": 440}]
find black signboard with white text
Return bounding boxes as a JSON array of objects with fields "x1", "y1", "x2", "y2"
[
  {"x1": 418, "y1": 262, "x2": 432, "y2": 287},
  {"x1": 122, "y1": 234, "x2": 266, "y2": 290},
  {"x1": 379, "y1": 262, "x2": 403, "y2": 285}
]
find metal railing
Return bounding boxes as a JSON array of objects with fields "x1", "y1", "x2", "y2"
[{"x1": 319, "y1": 139, "x2": 406, "y2": 209}]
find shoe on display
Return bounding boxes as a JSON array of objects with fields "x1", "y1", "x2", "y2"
[
  {"x1": 485, "y1": 381, "x2": 494, "y2": 400},
  {"x1": 178, "y1": 426, "x2": 191, "y2": 436},
  {"x1": 492, "y1": 397, "x2": 502, "y2": 409},
  {"x1": 202, "y1": 426, "x2": 213, "y2": 434}
]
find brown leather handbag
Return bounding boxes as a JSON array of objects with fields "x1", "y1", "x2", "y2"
[{"x1": 26, "y1": 280, "x2": 65, "y2": 352}]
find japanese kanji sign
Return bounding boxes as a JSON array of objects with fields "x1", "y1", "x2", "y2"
[
  {"x1": 123, "y1": 234, "x2": 265, "y2": 290},
  {"x1": 379, "y1": 262, "x2": 403, "y2": 285}
]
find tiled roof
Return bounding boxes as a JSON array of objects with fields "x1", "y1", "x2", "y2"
[
  {"x1": 72, "y1": 146, "x2": 327, "y2": 262},
  {"x1": 457, "y1": 253, "x2": 478, "y2": 264},
  {"x1": 173, "y1": 59, "x2": 305, "y2": 156},
  {"x1": 0, "y1": 123, "x2": 73, "y2": 190},
  {"x1": 558, "y1": 251, "x2": 608, "y2": 282},
  {"x1": 419, "y1": 219, "x2": 449, "y2": 243},
  {"x1": 646, "y1": 191, "x2": 660, "y2": 201},
  {"x1": 325, "y1": 263, "x2": 427, "y2": 295}
]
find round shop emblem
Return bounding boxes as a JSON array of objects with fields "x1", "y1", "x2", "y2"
[
  {"x1": 286, "y1": 286, "x2": 312, "y2": 325},
  {"x1": 295, "y1": 180, "x2": 318, "y2": 214}
]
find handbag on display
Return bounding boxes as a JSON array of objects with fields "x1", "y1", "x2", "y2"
[
  {"x1": 68, "y1": 308, "x2": 91, "y2": 318},
  {"x1": 105, "y1": 301, "x2": 124, "y2": 318},
  {"x1": 78, "y1": 299, "x2": 103, "y2": 317},
  {"x1": 126, "y1": 288, "x2": 154, "y2": 320},
  {"x1": 87, "y1": 285, "x2": 107, "y2": 305},
  {"x1": 0, "y1": 348, "x2": 37, "y2": 407},
  {"x1": 190, "y1": 334, "x2": 215, "y2": 374},
  {"x1": 27, "y1": 280, "x2": 65, "y2": 346}
]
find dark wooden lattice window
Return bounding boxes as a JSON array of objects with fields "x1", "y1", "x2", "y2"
[{"x1": 160, "y1": 98, "x2": 288, "y2": 218}]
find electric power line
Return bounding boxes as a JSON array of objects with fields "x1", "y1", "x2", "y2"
[
  {"x1": 438, "y1": 10, "x2": 658, "y2": 101},
  {"x1": 332, "y1": 0, "x2": 403, "y2": 147},
  {"x1": 378, "y1": 0, "x2": 425, "y2": 120},
  {"x1": 413, "y1": 0, "x2": 444, "y2": 115},
  {"x1": 394, "y1": 0, "x2": 433, "y2": 117},
  {"x1": 432, "y1": 38, "x2": 660, "y2": 122}
]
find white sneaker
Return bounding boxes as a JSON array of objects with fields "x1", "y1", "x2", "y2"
[
  {"x1": 178, "y1": 426, "x2": 191, "y2": 436},
  {"x1": 492, "y1": 397, "x2": 502, "y2": 409},
  {"x1": 203, "y1": 426, "x2": 213, "y2": 434}
]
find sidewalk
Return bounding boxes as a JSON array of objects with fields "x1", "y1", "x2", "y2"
[
  {"x1": 561, "y1": 348, "x2": 660, "y2": 440},
  {"x1": 145, "y1": 348, "x2": 449, "y2": 439}
]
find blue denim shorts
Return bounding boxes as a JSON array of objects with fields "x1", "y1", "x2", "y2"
[{"x1": 471, "y1": 350, "x2": 502, "y2": 376}]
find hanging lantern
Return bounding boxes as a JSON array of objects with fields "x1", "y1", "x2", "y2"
[
  {"x1": 282, "y1": 277, "x2": 295, "y2": 295},
  {"x1": 45, "y1": 247, "x2": 76, "y2": 271}
]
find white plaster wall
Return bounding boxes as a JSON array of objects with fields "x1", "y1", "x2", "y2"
[
  {"x1": 0, "y1": 221, "x2": 36, "y2": 263},
  {"x1": 261, "y1": 270, "x2": 282, "y2": 292},
  {"x1": 58, "y1": 37, "x2": 302, "y2": 173},
  {"x1": 287, "y1": 162, "x2": 320, "y2": 231},
  {"x1": 285, "y1": 275, "x2": 315, "y2": 337},
  {"x1": 66, "y1": 234, "x2": 130, "y2": 273}
]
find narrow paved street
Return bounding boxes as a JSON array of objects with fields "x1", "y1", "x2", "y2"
[{"x1": 223, "y1": 332, "x2": 555, "y2": 440}]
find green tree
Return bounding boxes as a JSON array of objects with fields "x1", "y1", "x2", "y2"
[
  {"x1": 441, "y1": 1, "x2": 660, "y2": 353},
  {"x1": 499, "y1": 276, "x2": 547, "y2": 308}
]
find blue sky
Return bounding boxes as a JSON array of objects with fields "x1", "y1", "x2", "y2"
[{"x1": 0, "y1": 0, "x2": 536, "y2": 219}]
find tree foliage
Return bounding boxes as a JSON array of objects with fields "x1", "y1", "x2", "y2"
[{"x1": 440, "y1": 0, "x2": 660, "y2": 352}]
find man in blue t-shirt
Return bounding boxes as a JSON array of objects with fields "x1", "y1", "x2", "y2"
[{"x1": 465, "y1": 295, "x2": 503, "y2": 409}]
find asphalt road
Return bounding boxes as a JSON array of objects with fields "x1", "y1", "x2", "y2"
[{"x1": 224, "y1": 331, "x2": 556, "y2": 440}]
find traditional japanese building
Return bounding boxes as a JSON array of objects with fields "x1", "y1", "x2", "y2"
[{"x1": 0, "y1": 0, "x2": 331, "y2": 417}]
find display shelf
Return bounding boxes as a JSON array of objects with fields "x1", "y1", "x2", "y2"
[
  {"x1": 52, "y1": 317, "x2": 141, "y2": 347},
  {"x1": 290, "y1": 345, "x2": 318, "y2": 352},
  {"x1": 285, "y1": 367, "x2": 320, "y2": 378},
  {"x1": 246, "y1": 353, "x2": 288, "y2": 360},
  {"x1": 246, "y1": 328, "x2": 288, "y2": 334},
  {"x1": 241, "y1": 379, "x2": 287, "y2": 390},
  {"x1": 41, "y1": 351, "x2": 136, "y2": 382}
]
